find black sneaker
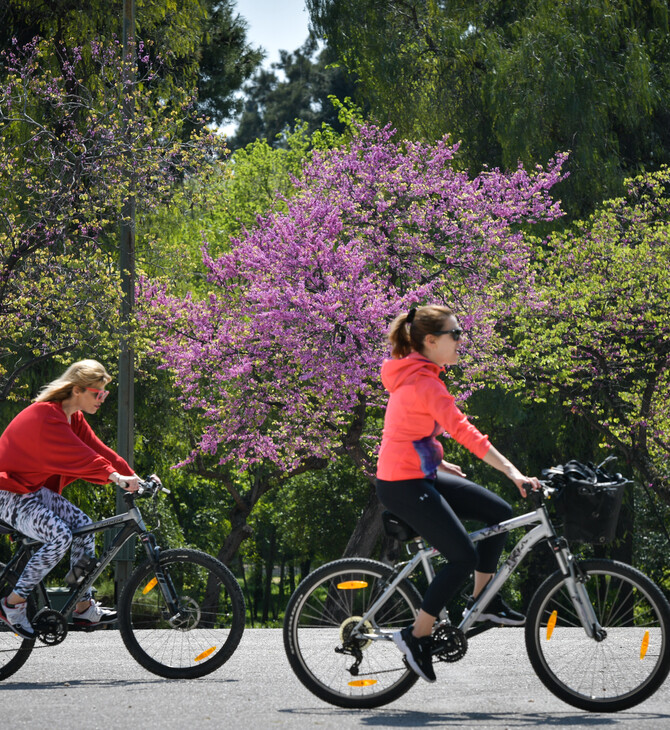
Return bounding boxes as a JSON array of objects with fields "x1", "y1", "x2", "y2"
[
  {"x1": 463, "y1": 593, "x2": 525, "y2": 626},
  {"x1": 393, "y1": 625, "x2": 436, "y2": 682}
]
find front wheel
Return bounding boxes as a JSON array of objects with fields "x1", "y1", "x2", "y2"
[
  {"x1": 118, "y1": 549, "x2": 245, "y2": 679},
  {"x1": 0, "y1": 562, "x2": 36, "y2": 680},
  {"x1": 283, "y1": 557, "x2": 422, "y2": 709},
  {"x1": 526, "y1": 558, "x2": 670, "y2": 712}
]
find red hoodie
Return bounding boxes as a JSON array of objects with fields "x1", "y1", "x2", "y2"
[
  {"x1": 376, "y1": 352, "x2": 491, "y2": 481},
  {"x1": 0, "y1": 401, "x2": 132, "y2": 495}
]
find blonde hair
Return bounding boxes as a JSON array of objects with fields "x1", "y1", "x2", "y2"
[
  {"x1": 34, "y1": 359, "x2": 112, "y2": 403},
  {"x1": 387, "y1": 305, "x2": 454, "y2": 358}
]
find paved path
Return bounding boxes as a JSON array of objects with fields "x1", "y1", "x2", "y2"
[{"x1": 2, "y1": 628, "x2": 670, "y2": 728}]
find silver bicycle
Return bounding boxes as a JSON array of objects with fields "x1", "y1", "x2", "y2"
[{"x1": 283, "y1": 468, "x2": 670, "y2": 711}]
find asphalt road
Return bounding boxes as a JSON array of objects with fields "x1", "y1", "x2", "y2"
[{"x1": 2, "y1": 628, "x2": 670, "y2": 729}]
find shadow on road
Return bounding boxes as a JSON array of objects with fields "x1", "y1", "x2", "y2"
[{"x1": 278, "y1": 707, "x2": 670, "y2": 728}]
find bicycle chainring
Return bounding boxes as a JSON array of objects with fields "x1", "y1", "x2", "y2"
[
  {"x1": 432, "y1": 624, "x2": 468, "y2": 663},
  {"x1": 33, "y1": 607, "x2": 68, "y2": 645}
]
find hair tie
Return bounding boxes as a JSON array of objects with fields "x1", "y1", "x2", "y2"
[{"x1": 406, "y1": 307, "x2": 416, "y2": 325}]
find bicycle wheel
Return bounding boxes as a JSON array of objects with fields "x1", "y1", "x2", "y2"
[
  {"x1": 0, "y1": 562, "x2": 36, "y2": 680},
  {"x1": 283, "y1": 557, "x2": 423, "y2": 708},
  {"x1": 526, "y1": 558, "x2": 670, "y2": 711},
  {"x1": 118, "y1": 549, "x2": 245, "y2": 679}
]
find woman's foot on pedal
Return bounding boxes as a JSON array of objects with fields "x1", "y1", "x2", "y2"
[
  {"x1": 463, "y1": 593, "x2": 525, "y2": 626},
  {"x1": 72, "y1": 599, "x2": 117, "y2": 626},
  {"x1": 0, "y1": 596, "x2": 35, "y2": 639},
  {"x1": 393, "y1": 625, "x2": 436, "y2": 682}
]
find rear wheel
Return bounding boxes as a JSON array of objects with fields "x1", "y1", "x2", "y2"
[
  {"x1": 118, "y1": 549, "x2": 245, "y2": 679},
  {"x1": 283, "y1": 557, "x2": 422, "y2": 708},
  {"x1": 0, "y1": 562, "x2": 36, "y2": 680},
  {"x1": 526, "y1": 559, "x2": 670, "y2": 711}
]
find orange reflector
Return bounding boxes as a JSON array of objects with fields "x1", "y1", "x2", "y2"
[
  {"x1": 546, "y1": 610, "x2": 558, "y2": 640},
  {"x1": 337, "y1": 581, "x2": 368, "y2": 590},
  {"x1": 195, "y1": 647, "x2": 217, "y2": 662},
  {"x1": 142, "y1": 577, "x2": 158, "y2": 595},
  {"x1": 640, "y1": 630, "x2": 650, "y2": 660},
  {"x1": 348, "y1": 679, "x2": 377, "y2": 687}
]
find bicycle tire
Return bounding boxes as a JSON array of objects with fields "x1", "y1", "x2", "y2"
[
  {"x1": 0, "y1": 562, "x2": 36, "y2": 680},
  {"x1": 525, "y1": 558, "x2": 670, "y2": 711},
  {"x1": 283, "y1": 557, "x2": 423, "y2": 708},
  {"x1": 118, "y1": 549, "x2": 245, "y2": 679}
]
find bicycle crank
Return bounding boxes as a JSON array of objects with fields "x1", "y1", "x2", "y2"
[
  {"x1": 33, "y1": 607, "x2": 68, "y2": 645},
  {"x1": 432, "y1": 624, "x2": 467, "y2": 662}
]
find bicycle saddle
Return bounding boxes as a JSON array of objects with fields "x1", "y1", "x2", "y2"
[{"x1": 381, "y1": 510, "x2": 419, "y2": 542}]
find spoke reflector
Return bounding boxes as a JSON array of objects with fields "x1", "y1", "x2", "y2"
[
  {"x1": 546, "y1": 610, "x2": 558, "y2": 640},
  {"x1": 195, "y1": 646, "x2": 217, "y2": 662},
  {"x1": 641, "y1": 630, "x2": 650, "y2": 660},
  {"x1": 142, "y1": 577, "x2": 158, "y2": 595},
  {"x1": 337, "y1": 581, "x2": 368, "y2": 590},
  {"x1": 348, "y1": 679, "x2": 377, "y2": 687}
]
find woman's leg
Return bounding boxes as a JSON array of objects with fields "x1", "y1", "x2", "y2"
[
  {"x1": 35, "y1": 488, "x2": 95, "y2": 609},
  {"x1": 377, "y1": 478, "x2": 480, "y2": 635},
  {"x1": 0, "y1": 490, "x2": 74, "y2": 602}
]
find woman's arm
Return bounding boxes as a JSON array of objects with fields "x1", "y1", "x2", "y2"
[{"x1": 481, "y1": 446, "x2": 541, "y2": 497}]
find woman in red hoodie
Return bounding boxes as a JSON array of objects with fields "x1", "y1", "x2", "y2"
[
  {"x1": 376, "y1": 305, "x2": 540, "y2": 683},
  {"x1": 0, "y1": 359, "x2": 140, "y2": 638}
]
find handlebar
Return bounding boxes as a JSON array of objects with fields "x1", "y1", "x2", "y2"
[{"x1": 135, "y1": 476, "x2": 170, "y2": 498}]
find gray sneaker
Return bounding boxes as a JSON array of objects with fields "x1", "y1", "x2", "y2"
[
  {"x1": 72, "y1": 600, "x2": 118, "y2": 626},
  {"x1": 0, "y1": 596, "x2": 34, "y2": 639},
  {"x1": 393, "y1": 625, "x2": 436, "y2": 682}
]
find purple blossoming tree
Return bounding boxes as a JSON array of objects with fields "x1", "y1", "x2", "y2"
[{"x1": 144, "y1": 123, "x2": 565, "y2": 559}]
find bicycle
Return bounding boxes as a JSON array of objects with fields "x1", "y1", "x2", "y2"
[
  {"x1": 0, "y1": 477, "x2": 245, "y2": 680},
  {"x1": 283, "y1": 462, "x2": 670, "y2": 711}
]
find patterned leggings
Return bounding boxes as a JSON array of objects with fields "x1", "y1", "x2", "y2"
[{"x1": 0, "y1": 488, "x2": 94, "y2": 599}]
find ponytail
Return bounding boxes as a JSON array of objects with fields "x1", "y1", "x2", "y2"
[{"x1": 387, "y1": 305, "x2": 454, "y2": 358}]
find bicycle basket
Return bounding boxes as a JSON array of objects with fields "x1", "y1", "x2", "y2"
[{"x1": 545, "y1": 459, "x2": 627, "y2": 544}]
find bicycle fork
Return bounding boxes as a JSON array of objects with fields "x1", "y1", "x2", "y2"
[
  {"x1": 550, "y1": 539, "x2": 606, "y2": 641},
  {"x1": 137, "y1": 533, "x2": 183, "y2": 625}
]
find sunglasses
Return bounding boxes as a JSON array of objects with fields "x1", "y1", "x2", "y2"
[
  {"x1": 433, "y1": 328, "x2": 463, "y2": 341},
  {"x1": 85, "y1": 387, "x2": 109, "y2": 403}
]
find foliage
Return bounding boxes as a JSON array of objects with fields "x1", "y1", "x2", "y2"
[
  {"x1": 512, "y1": 166, "x2": 670, "y2": 499},
  {"x1": 0, "y1": 35, "x2": 227, "y2": 400},
  {"x1": 231, "y1": 36, "x2": 358, "y2": 150},
  {"x1": 144, "y1": 122, "x2": 565, "y2": 479},
  {"x1": 308, "y1": 0, "x2": 670, "y2": 217},
  {"x1": 0, "y1": 0, "x2": 263, "y2": 125}
]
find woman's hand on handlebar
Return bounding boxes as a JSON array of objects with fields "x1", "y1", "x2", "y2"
[
  {"x1": 509, "y1": 471, "x2": 542, "y2": 498},
  {"x1": 110, "y1": 472, "x2": 141, "y2": 492}
]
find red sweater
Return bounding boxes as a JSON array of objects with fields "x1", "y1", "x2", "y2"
[
  {"x1": 0, "y1": 401, "x2": 132, "y2": 495},
  {"x1": 376, "y1": 352, "x2": 491, "y2": 481}
]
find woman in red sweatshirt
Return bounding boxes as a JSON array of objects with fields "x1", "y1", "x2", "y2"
[
  {"x1": 376, "y1": 305, "x2": 540, "y2": 683},
  {"x1": 0, "y1": 359, "x2": 140, "y2": 638}
]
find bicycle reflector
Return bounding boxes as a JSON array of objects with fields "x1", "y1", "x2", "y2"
[
  {"x1": 142, "y1": 577, "x2": 158, "y2": 595},
  {"x1": 546, "y1": 610, "x2": 558, "y2": 640},
  {"x1": 195, "y1": 647, "x2": 217, "y2": 662},
  {"x1": 337, "y1": 581, "x2": 368, "y2": 590},
  {"x1": 641, "y1": 630, "x2": 650, "y2": 660},
  {"x1": 348, "y1": 679, "x2": 377, "y2": 687}
]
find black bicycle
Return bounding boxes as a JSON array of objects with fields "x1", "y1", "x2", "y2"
[
  {"x1": 283, "y1": 460, "x2": 670, "y2": 711},
  {"x1": 0, "y1": 477, "x2": 245, "y2": 680}
]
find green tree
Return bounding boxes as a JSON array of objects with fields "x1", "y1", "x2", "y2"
[
  {"x1": 231, "y1": 36, "x2": 358, "y2": 149},
  {"x1": 309, "y1": 0, "x2": 670, "y2": 217},
  {"x1": 0, "y1": 0, "x2": 263, "y2": 125}
]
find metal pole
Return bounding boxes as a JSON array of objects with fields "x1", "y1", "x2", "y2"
[{"x1": 115, "y1": 0, "x2": 136, "y2": 601}]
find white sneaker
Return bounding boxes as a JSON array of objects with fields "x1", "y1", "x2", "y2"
[
  {"x1": 0, "y1": 596, "x2": 35, "y2": 639},
  {"x1": 72, "y1": 599, "x2": 117, "y2": 625}
]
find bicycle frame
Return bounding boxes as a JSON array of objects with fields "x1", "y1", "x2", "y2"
[
  {"x1": 3, "y1": 491, "x2": 179, "y2": 621},
  {"x1": 352, "y1": 497, "x2": 603, "y2": 642}
]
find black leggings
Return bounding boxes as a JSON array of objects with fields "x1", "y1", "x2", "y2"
[{"x1": 376, "y1": 472, "x2": 513, "y2": 617}]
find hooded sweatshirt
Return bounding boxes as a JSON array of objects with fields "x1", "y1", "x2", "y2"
[
  {"x1": 376, "y1": 352, "x2": 491, "y2": 481},
  {"x1": 0, "y1": 401, "x2": 132, "y2": 495}
]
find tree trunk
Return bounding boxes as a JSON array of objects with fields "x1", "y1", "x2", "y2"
[{"x1": 342, "y1": 484, "x2": 384, "y2": 558}]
